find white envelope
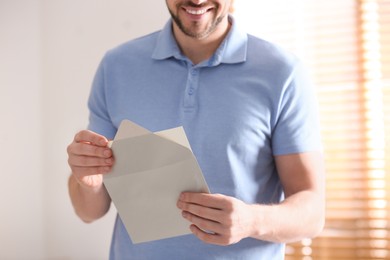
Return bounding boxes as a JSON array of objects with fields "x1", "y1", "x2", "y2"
[{"x1": 103, "y1": 120, "x2": 210, "y2": 244}]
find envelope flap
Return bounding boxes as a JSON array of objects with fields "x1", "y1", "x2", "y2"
[
  {"x1": 106, "y1": 133, "x2": 194, "y2": 178},
  {"x1": 114, "y1": 119, "x2": 150, "y2": 140},
  {"x1": 155, "y1": 127, "x2": 192, "y2": 151}
]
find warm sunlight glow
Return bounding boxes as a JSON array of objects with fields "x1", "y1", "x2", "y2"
[
  {"x1": 369, "y1": 199, "x2": 387, "y2": 209},
  {"x1": 370, "y1": 249, "x2": 388, "y2": 259},
  {"x1": 369, "y1": 219, "x2": 388, "y2": 228},
  {"x1": 369, "y1": 189, "x2": 386, "y2": 198},
  {"x1": 235, "y1": 1, "x2": 390, "y2": 259},
  {"x1": 234, "y1": 0, "x2": 307, "y2": 57},
  {"x1": 362, "y1": 4, "x2": 386, "y2": 227},
  {"x1": 368, "y1": 170, "x2": 386, "y2": 178},
  {"x1": 301, "y1": 239, "x2": 313, "y2": 256}
]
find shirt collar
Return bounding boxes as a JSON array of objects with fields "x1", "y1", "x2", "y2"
[{"x1": 151, "y1": 15, "x2": 248, "y2": 66}]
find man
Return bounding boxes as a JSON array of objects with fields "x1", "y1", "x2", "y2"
[{"x1": 67, "y1": 0, "x2": 325, "y2": 259}]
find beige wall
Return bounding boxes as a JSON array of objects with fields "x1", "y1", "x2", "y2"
[
  {"x1": 1, "y1": 0, "x2": 168, "y2": 259},
  {"x1": 0, "y1": 1, "x2": 44, "y2": 259}
]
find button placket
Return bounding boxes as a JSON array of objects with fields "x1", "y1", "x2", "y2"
[{"x1": 183, "y1": 67, "x2": 200, "y2": 110}]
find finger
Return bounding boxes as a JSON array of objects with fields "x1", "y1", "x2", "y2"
[
  {"x1": 182, "y1": 211, "x2": 223, "y2": 235},
  {"x1": 177, "y1": 200, "x2": 223, "y2": 222},
  {"x1": 70, "y1": 142, "x2": 112, "y2": 158},
  {"x1": 70, "y1": 155, "x2": 114, "y2": 167},
  {"x1": 179, "y1": 193, "x2": 229, "y2": 210},
  {"x1": 190, "y1": 225, "x2": 240, "y2": 246},
  {"x1": 71, "y1": 165, "x2": 112, "y2": 177},
  {"x1": 189, "y1": 225, "x2": 229, "y2": 246},
  {"x1": 74, "y1": 130, "x2": 109, "y2": 147}
]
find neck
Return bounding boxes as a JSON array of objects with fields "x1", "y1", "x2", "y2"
[{"x1": 173, "y1": 17, "x2": 231, "y2": 65}]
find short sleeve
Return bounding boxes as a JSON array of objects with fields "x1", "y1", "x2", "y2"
[
  {"x1": 87, "y1": 54, "x2": 117, "y2": 139},
  {"x1": 272, "y1": 61, "x2": 322, "y2": 155}
]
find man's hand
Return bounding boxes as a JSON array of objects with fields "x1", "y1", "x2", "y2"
[
  {"x1": 177, "y1": 192, "x2": 257, "y2": 246},
  {"x1": 176, "y1": 152, "x2": 325, "y2": 245},
  {"x1": 67, "y1": 130, "x2": 113, "y2": 190},
  {"x1": 67, "y1": 130, "x2": 114, "y2": 222}
]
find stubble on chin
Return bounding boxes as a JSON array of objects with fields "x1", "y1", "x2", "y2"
[{"x1": 167, "y1": 3, "x2": 225, "y2": 40}]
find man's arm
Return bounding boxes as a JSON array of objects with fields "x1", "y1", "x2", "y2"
[
  {"x1": 177, "y1": 151, "x2": 325, "y2": 245},
  {"x1": 67, "y1": 130, "x2": 114, "y2": 223},
  {"x1": 254, "y1": 151, "x2": 325, "y2": 242}
]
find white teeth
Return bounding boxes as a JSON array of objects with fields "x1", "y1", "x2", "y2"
[{"x1": 186, "y1": 9, "x2": 207, "y2": 15}]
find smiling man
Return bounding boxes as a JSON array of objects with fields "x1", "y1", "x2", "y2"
[{"x1": 67, "y1": 0, "x2": 325, "y2": 259}]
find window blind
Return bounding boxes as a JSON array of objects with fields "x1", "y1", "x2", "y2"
[{"x1": 234, "y1": 1, "x2": 390, "y2": 259}]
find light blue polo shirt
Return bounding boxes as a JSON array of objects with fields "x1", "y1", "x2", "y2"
[{"x1": 88, "y1": 16, "x2": 322, "y2": 260}]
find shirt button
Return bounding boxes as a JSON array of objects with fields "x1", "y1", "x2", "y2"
[
  {"x1": 188, "y1": 88, "x2": 194, "y2": 95},
  {"x1": 191, "y1": 69, "x2": 197, "y2": 76}
]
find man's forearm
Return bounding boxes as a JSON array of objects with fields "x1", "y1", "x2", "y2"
[
  {"x1": 68, "y1": 175, "x2": 111, "y2": 223},
  {"x1": 250, "y1": 190, "x2": 325, "y2": 243}
]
